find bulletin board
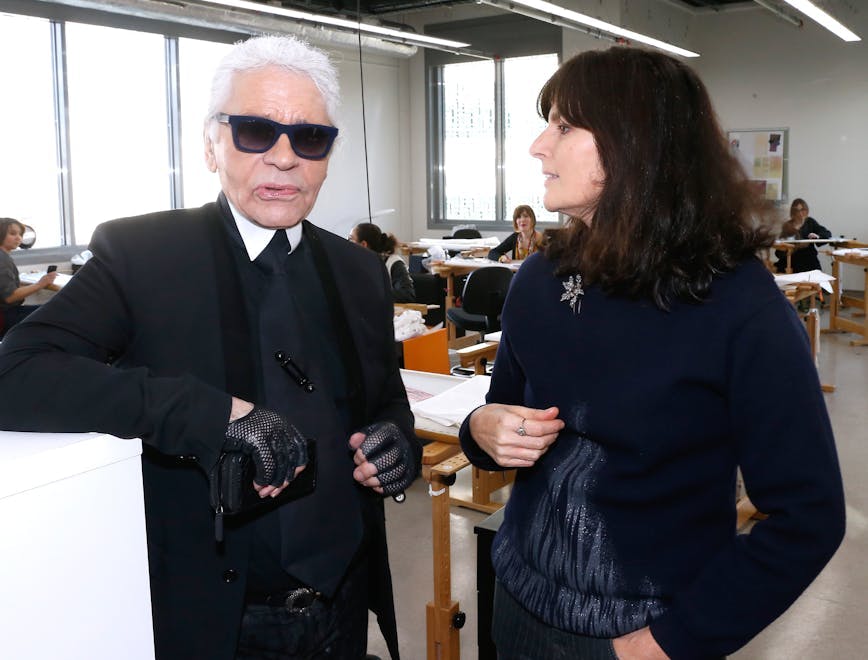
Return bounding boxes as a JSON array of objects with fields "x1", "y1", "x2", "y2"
[{"x1": 727, "y1": 128, "x2": 788, "y2": 202}]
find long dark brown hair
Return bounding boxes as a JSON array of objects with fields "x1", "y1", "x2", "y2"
[{"x1": 540, "y1": 47, "x2": 776, "y2": 309}]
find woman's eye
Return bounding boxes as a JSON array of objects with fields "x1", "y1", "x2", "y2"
[{"x1": 557, "y1": 124, "x2": 570, "y2": 135}]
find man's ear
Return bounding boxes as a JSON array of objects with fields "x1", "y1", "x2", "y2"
[{"x1": 204, "y1": 130, "x2": 218, "y2": 173}]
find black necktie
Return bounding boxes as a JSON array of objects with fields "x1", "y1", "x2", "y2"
[{"x1": 254, "y1": 230, "x2": 290, "y2": 274}]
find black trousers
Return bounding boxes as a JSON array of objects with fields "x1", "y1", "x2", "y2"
[
  {"x1": 492, "y1": 582, "x2": 617, "y2": 660},
  {"x1": 236, "y1": 556, "x2": 369, "y2": 660}
]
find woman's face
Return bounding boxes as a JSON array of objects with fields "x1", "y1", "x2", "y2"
[
  {"x1": 530, "y1": 104, "x2": 604, "y2": 226},
  {"x1": 791, "y1": 202, "x2": 809, "y2": 223},
  {"x1": 2, "y1": 224, "x2": 23, "y2": 252},
  {"x1": 515, "y1": 211, "x2": 535, "y2": 234}
]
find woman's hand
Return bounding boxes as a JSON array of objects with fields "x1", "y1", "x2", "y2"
[
  {"x1": 612, "y1": 627, "x2": 669, "y2": 660},
  {"x1": 468, "y1": 404, "x2": 563, "y2": 467},
  {"x1": 498, "y1": 254, "x2": 511, "y2": 263},
  {"x1": 38, "y1": 271, "x2": 58, "y2": 288},
  {"x1": 807, "y1": 232, "x2": 820, "y2": 239}
]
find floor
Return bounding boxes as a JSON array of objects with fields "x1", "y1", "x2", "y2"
[{"x1": 367, "y1": 314, "x2": 868, "y2": 659}]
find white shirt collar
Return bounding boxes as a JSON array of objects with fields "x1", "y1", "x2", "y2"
[{"x1": 226, "y1": 200, "x2": 303, "y2": 261}]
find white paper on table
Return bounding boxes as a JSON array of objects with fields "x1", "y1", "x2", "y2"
[
  {"x1": 411, "y1": 374, "x2": 490, "y2": 427},
  {"x1": 19, "y1": 271, "x2": 72, "y2": 287},
  {"x1": 774, "y1": 270, "x2": 836, "y2": 294},
  {"x1": 832, "y1": 247, "x2": 868, "y2": 257},
  {"x1": 417, "y1": 237, "x2": 500, "y2": 250}
]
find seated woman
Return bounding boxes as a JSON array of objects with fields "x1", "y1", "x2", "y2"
[
  {"x1": 488, "y1": 205, "x2": 544, "y2": 263},
  {"x1": 0, "y1": 218, "x2": 57, "y2": 336},
  {"x1": 774, "y1": 198, "x2": 832, "y2": 273},
  {"x1": 350, "y1": 222, "x2": 416, "y2": 303}
]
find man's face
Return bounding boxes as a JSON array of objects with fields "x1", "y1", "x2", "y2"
[{"x1": 206, "y1": 66, "x2": 332, "y2": 229}]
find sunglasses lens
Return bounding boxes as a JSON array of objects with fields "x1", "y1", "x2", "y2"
[
  {"x1": 290, "y1": 126, "x2": 333, "y2": 159},
  {"x1": 235, "y1": 119, "x2": 277, "y2": 152}
]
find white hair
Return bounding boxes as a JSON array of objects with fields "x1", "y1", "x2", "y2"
[{"x1": 205, "y1": 35, "x2": 340, "y2": 139}]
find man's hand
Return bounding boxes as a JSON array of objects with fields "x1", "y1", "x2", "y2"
[
  {"x1": 349, "y1": 421, "x2": 414, "y2": 495},
  {"x1": 612, "y1": 627, "x2": 669, "y2": 660},
  {"x1": 224, "y1": 404, "x2": 307, "y2": 498}
]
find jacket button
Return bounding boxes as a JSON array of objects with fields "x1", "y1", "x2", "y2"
[{"x1": 223, "y1": 569, "x2": 238, "y2": 583}]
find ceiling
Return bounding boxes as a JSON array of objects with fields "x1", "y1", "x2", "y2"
[{"x1": 243, "y1": 0, "x2": 754, "y2": 21}]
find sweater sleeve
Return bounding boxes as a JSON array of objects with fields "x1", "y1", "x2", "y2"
[
  {"x1": 649, "y1": 300, "x2": 845, "y2": 658},
  {"x1": 389, "y1": 258, "x2": 416, "y2": 303},
  {"x1": 488, "y1": 233, "x2": 517, "y2": 261},
  {"x1": 805, "y1": 217, "x2": 832, "y2": 239},
  {"x1": 0, "y1": 222, "x2": 231, "y2": 471}
]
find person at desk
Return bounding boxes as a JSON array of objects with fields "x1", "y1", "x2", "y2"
[
  {"x1": 774, "y1": 198, "x2": 832, "y2": 273},
  {"x1": 487, "y1": 204, "x2": 544, "y2": 263},
  {"x1": 0, "y1": 36, "x2": 420, "y2": 660},
  {"x1": 0, "y1": 217, "x2": 57, "y2": 334},
  {"x1": 350, "y1": 222, "x2": 416, "y2": 303},
  {"x1": 460, "y1": 47, "x2": 844, "y2": 660}
]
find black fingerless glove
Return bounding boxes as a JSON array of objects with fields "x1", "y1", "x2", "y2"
[
  {"x1": 223, "y1": 406, "x2": 308, "y2": 488},
  {"x1": 358, "y1": 421, "x2": 414, "y2": 496}
]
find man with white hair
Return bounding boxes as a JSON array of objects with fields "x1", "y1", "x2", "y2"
[{"x1": 0, "y1": 35, "x2": 418, "y2": 660}]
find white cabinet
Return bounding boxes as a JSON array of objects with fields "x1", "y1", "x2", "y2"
[{"x1": 0, "y1": 431, "x2": 154, "y2": 660}]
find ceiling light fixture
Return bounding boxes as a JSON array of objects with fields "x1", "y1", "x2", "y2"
[
  {"x1": 197, "y1": 0, "x2": 471, "y2": 49},
  {"x1": 779, "y1": 0, "x2": 861, "y2": 41},
  {"x1": 478, "y1": 0, "x2": 699, "y2": 58}
]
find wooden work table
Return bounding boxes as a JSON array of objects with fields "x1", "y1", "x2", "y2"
[
  {"x1": 401, "y1": 369, "x2": 511, "y2": 660},
  {"x1": 824, "y1": 246, "x2": 868, "y2": 347}
]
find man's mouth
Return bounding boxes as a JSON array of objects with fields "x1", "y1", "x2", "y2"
[{"x1": 256, "y1": 184, "x2": 299, "y2": 200}]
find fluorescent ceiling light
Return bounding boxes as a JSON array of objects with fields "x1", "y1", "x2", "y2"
[
  {"x1": 486, "y1": 0, "x2": 699, "y2": 58},
  {"x1": 779, "y1": 0, "x2": 861, "y2": 41},
  {"x1": 197, "y1": 0, "x2": 470, "y2": 49}
]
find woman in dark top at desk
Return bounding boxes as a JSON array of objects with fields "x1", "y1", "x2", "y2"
[
  {"x1": 460, "y1": 47, "x2": 844, "y2": 660},
  {"x1": 774, "y1": 198, "x2": 832, "y2": 272},
  {"x1": 0, "y1": 218, "x2": 57, "y2": 335},
  {"x1": 350, "y1": 222, "x2": 416, "y2": 303},
  {"x1": 488, "y1": 204, "x2": 544, "y2": 263}
]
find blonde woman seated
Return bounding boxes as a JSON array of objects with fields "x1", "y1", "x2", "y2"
[
  {"x1": 488, "y1": 205, "x2": 544, "y2": 263},
  {"x1": 350, "y1": 222, "x2": 416, "y2": 303}
]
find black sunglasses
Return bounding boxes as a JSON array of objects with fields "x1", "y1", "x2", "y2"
[{"x1": 215, "y1": 113, "x2": 338, "y2": 160}]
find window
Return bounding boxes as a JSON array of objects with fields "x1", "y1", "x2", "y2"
[
  {"x1": 65, "y1": 22, "x2": 170, "y2": 245},
  {"x1": 0, "y1": 7, "x2": 237, "y2": 253},
  {"x1": 179, "y1": 37, "x2": 232, "y2": 208},
  {"x1": 0, "y1": 14, "x2": 62, "y2": 248},
  {"x1": 426, "y1": 15, "x2": 559, "y2": 229},
  {"x1": 503, "y1": 54, "x2": 560, "y2": 224}
]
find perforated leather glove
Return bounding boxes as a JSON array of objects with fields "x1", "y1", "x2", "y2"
[
  {"x1": 357, "y1": 421, "x2": 414, "y2": 496},
  {"x1": 223, "y1": 406, "x2": 308, "y2": 487}
]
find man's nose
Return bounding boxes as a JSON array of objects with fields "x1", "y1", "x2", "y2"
[{"x1": 265, "y1": 133, "x2": 298, "y2": 168}]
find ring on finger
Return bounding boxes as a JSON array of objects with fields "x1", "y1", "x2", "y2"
[{"x1": 516, "y1": 418, "x2": 527, "y2": 437}]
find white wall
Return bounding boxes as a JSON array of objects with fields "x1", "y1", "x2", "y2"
[
  {"x1": 309, "y1": 48, "x2": 411, "y2": 243},
  {"x1": 691, "y1": 5, "x2": 868, "y2": 287}
]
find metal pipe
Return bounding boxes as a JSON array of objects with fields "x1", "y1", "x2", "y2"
[{"x1": 753, "y1": 0, "x2": 803, "y2": 28}]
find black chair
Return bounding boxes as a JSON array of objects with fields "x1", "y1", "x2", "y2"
[
  {"x1": 410, "y1": 272, "x2": 446, "y2": 326},
  {"x1": 446, "y1": 266, "x2": 513, "y2": 337},
  {"x1": 451, "y1": 228, "x2": 482, "y2": 239}
]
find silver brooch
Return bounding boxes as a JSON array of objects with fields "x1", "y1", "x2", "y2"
[{"x1": 560, "y1": 274, "x2": 584, "y2": 314}]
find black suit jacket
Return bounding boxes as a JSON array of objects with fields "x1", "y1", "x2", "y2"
[{"x1": 0, "y1": 200, "x2": 419, "y2": 660}]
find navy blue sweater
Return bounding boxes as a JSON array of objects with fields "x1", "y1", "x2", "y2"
[{"x1": 460, "y1": 253, "x2": 845, "y2": 658}]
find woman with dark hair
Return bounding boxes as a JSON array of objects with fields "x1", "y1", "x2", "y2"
[
  {"x1": 488, "y1": 204, "x2": 544, "y2": 263},
  {"x1": 460, "y1": 47, "x2": 844, "y2": 659},
  {"x1": 350, "y1": 222, "x2": 416, "y2": 303},
  {"x1": 774, "y1": 198, "x2": 832, "y2": 273},
  {"x1": 1, "y1": 218, "x2": 57, "y2": 335}
]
